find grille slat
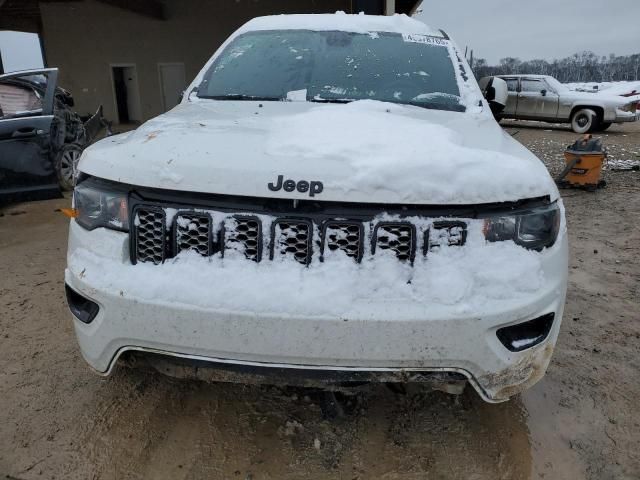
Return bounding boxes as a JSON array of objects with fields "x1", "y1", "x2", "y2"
[
  {"x1": 373, "y1": 223, "x2": 416, "y2": 262},
  {"x1": 225, "y1": 216, "x2": 262, "y2": 261},
  {"x1": 175, "y1": 212, "x2": 211, "y2": 256},
  {"x1": 271, "y1": 219, "x2": 312, "y2": 265},
  {"x1": 134, "y1": 207, "x2": 166, "y2": 264},
  {"x1": 322, "y1": 221, "x2": 363, "y2": 262},
  {"x1": 131, "y1": 204, "x2": 467, "y2": 266},
  {"x1": 426, "y1": 221, "x2": 468, "y2": 254}
]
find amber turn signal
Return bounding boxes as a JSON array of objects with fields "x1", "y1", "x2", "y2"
[{"x1": 61, "y1": 208, "x2": 79, "y2": 218}]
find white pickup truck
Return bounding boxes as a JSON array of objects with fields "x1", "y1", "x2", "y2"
[
  {"x1": 482, "y1": 74, "x2": 639, "y2": 133},
  {"x1": 65, "y1": 13, "x2": 568, "y2": 403}
]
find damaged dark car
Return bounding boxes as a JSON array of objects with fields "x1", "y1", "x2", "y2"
[{"x1": 0, "y1": 68, "x2": 109, "y2": 205}]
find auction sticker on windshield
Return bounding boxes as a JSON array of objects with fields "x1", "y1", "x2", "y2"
[{"x1": 402, "y1": 34, "x2": 449, "y2": 46}]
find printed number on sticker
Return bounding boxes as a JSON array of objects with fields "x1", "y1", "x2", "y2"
[{"x1": 402, "y1": 34, "x2": 448, "y2": 46}]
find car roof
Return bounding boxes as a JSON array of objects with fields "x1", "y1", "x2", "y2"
[
  {"x1": 237, "y1": 13, "x2": 444, "y2": 37},
  {"x1": 497, "y1": 74, "x2": 550, "y2": 79}
]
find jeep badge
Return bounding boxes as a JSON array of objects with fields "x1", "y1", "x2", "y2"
[{"x1": 268, "y1": 175, "x2": 323, "y2": 197}]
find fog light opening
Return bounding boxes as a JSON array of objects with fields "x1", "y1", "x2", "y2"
[
  {"x1": 65, "y1": 284, "x2": 100, "y2": 324},
  {"x1": 496, "y1": 313, "x2": 555, "y2": 352}
]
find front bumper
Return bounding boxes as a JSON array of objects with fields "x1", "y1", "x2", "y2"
[
  {"x1": 613, "y1": 109, "x2": 639, "y2": 123},
  {"x1": 65, "y1": 220, "x2": 568, "y2": 403}
]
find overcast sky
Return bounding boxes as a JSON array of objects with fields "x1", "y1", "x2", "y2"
[
  {"x1": 0, "y1": 31, "x2": 43, "y2": 72},
  {"x1": 1, "y1": 2, "x2": 639, "y2": 72},
  {"x1": 415, "y1": 0, "x2": 640, "y2": 64}
]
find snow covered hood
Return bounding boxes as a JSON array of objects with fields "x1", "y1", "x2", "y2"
[{"x1": 80, "y1": 100, "x2": 558, "y2": 205}]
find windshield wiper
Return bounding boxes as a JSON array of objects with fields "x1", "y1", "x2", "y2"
[
  {"x1": 309, "y1": 98, "x2": 354, "y2": 104},
  {"x1": 201, "y1": 94, "x2": 283, "y2": 101}
]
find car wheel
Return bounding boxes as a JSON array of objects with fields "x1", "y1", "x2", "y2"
[
  {"x1": 570, "y1": 108, "x2": 599, "y2": 134},
  {"x1": 56, "y1": 143, "x2": 83, "y2": 191},
  {"x1": 597, "y1": 122, "x2": 612, "y2": 132}
]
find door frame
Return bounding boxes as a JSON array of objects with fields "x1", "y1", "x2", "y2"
[
  {"x1": 157, "y1": 62, "x2": 186, "y2": 111},
  {"x1": 0, "y1": 68, "x2": 62, "y2": 204},
  {"x1": 109, "y1": 63, "x2": 142, "y2": 124}
]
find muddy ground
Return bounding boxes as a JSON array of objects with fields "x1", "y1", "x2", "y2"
[{"x1": 1, "y1": 122, "x2": 639, "y2": 480}]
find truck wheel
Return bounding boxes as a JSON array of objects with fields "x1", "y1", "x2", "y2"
[
  {"x1": 55, "y1": 143, "x2": 83, "y2": 191},
  {"x1": 570, "y1": 108, "x2": 598, "y2": 134}
]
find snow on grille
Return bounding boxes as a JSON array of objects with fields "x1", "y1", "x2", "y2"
[
  {"x1": 373, "y1": 223, "x2": 415, "y2": 262},
  {"x1": 271, "y1": 220, "x2": 312, "y2": 265},
  {"x1": 427, "y1": 222, "x2": 467, "y2": 253},
  {"x1": 134, "y1": 208, "x2": 166, "y2": 264},
  {"x1": 225, "y1": 216, "x2": 261, "y2": 261},
  {"x1": 323, "y1": 222, "x2": 362, "y2": 261},
  {"x1": 132, "y1": 205, "x2": 468, "y2": 266},
  {"x1": 175, "y1": 213, "x2": 211, "y2": 256}
]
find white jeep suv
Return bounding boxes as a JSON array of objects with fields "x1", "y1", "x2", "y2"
[{"x1": 65, "y1": 13, "x2": 568, "y2": 403}]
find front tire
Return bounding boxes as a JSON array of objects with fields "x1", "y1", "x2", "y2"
[
  {"x1": 55, "y1": 143, "x2": 83, "y2": 191},
  {"x1": 571, "y1": 108, "x2": 599, "y2": 134}
]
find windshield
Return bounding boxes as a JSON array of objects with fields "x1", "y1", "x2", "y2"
[
  {"x1": 544, "y1": 76, "x2": 569, "y2": 93},
  {"x1": 197, "y1": 30, "x2": 464, "y2": 112}
]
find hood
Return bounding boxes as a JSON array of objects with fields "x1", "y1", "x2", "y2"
[
  {"x1": 80, "y1": 99, "x2": 558, "y2": 205},
  {"x1": 562, "y1": 89, "x2": 632, "y2": 106}
]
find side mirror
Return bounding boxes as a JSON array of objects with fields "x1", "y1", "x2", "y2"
[
  {"x1": 479, "y1": 77, "x2": 508, "y2": 116},
  {"x1": 541, "y1": 89, "x2": 547, "y2": 96}
]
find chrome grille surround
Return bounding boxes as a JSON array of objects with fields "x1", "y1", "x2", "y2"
[{"x1": 133, "y1": 206, "x2": 166, "y2": 264}]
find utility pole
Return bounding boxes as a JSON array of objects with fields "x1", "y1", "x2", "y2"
[{"x1": 385, "y1": 0, "x2": 395, "y2": 15}]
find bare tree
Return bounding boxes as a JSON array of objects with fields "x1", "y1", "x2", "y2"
[{"x1": 471, "y1": 51, "x2": 640, "y2": 83}]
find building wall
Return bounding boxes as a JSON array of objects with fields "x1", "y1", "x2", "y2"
[{"x1": 39, "y1": 0, "x2": 350, "y2": 123}]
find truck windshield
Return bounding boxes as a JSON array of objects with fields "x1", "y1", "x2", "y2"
[{"x1": 197, "y1": 30, "x2": 464, "y2": 112}]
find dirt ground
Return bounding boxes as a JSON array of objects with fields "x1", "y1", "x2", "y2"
[{"x1": 1, "y1": 122, "x2": 639, "y2": 480}]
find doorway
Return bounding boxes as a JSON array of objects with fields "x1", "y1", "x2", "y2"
[
  {"x1": 111, "y1": 65, "x2": 141, "y2": 124},
  {"x1": 158, "y1": 63, "x2": 186, "y2": 112}
]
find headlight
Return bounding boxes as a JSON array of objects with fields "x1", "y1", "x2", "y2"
[
  {"x1": 73, "y1": 179, "x2": 129, "y2": 232},
  {"x1": 483, "y1": 203, "x2": 560, "y2": 251}
]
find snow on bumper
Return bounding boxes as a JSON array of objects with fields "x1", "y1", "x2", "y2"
[{"x1": 65, "y1": 220, "x2": 568, "y2": 402}]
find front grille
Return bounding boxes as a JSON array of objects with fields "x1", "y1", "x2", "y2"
[
  {"x1": 372, "y1": 223, "x2": 415, "y2": 262},
  {"x1": 271, "y1": 219, "x2": 312, "y2": 265},
  {"x1": 134, "y1": 207, "x2": 166, "y2": 264},
  {"x1": 426, "y1": 221, "x2": 468, "y2": 253},
  {"x1": 174, "y1": 212, "x2": 211, "y2": 256},
  {"x1": 224, "y1": 216, "x2": 261, "y2": 261},
  {"x1": 322, "y1": 221, "x2": 363, "y2": 262},
  {"x1": 131, "y1": 204, "x2": 467, "y2": 266}
]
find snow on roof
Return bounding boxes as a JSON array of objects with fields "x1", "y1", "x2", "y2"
[{"x1": 237, "y1": 12, "x2": 443, "y2": 37}]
